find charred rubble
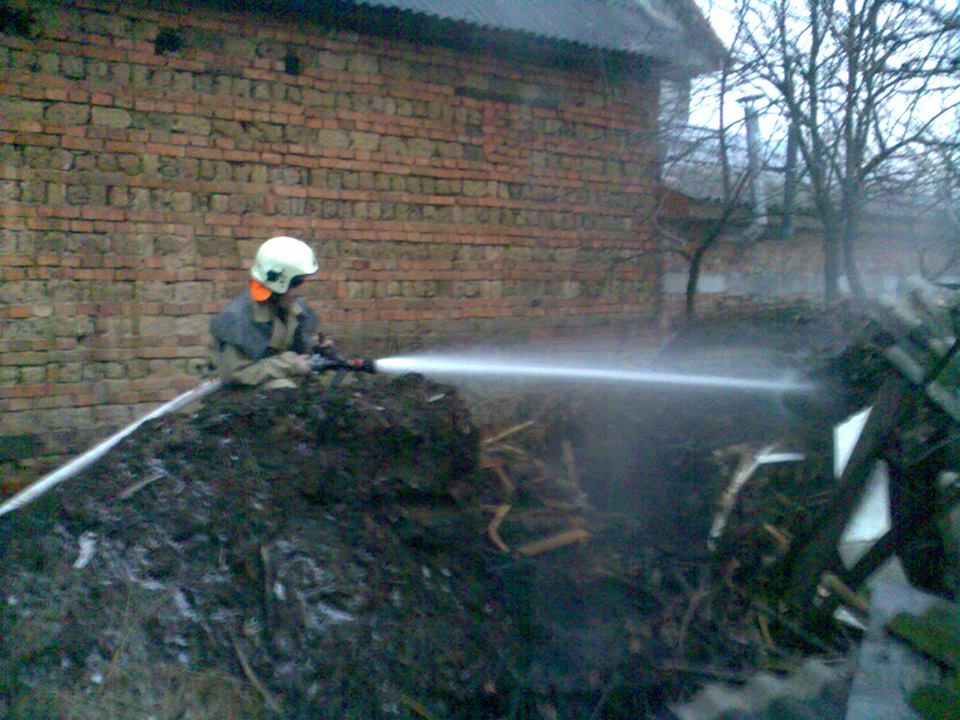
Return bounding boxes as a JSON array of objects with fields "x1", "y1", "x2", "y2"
[{"x1": 2, "y1": 298, "x2": 958, "y2": 719}]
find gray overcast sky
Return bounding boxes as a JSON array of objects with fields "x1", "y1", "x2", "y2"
[
  {"x1": 694, "y1": 0, "x2": 737, "y2": 46},
  {"x1": 685, "y1": 0, "x2": 958, "y2": 139}
]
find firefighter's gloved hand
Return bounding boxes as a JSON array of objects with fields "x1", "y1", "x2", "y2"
[
  {"x1": 347, "y1": 358, "x2": 377, "y2": 374},
  {"x1": 337, "y1": 357, "x2": 377, "y2": 374},
  {"x1": 281, "y1": 351, "x2": 312, "y2": 376},
  {"x1": 315, "y1": 334, "x2": 337, "y2": 359},
  {"x1": 306, "y1": 355, "x2": 376, "y2": 374}
]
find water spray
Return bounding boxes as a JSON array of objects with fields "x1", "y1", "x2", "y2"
[
  {"x1": 1, "y1": 351, "x2": 812, "y2": 519},
  {"x1": 373, "y1": 355, "x2": 815, "y2": 394}
]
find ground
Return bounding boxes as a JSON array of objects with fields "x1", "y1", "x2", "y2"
[{"x1": 0, "y1": 304, "x2": 921, "y2": 719}]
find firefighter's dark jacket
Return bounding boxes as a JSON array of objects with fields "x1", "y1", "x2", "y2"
[{"x1": 209, "y1": 292, "x2": 318, "y2": 389}]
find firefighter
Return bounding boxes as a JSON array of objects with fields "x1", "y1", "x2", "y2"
[{"x1": 209, "y1": 235, "x2": 331, "y2": 389}]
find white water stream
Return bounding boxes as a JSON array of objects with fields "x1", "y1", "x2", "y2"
[{"x1": 375, "y1": 355, "x2": 814, "y2": 393}]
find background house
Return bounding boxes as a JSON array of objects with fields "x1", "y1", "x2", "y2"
[{"x1": 0, "y1": 0, "x2": 724, "y2": 483}]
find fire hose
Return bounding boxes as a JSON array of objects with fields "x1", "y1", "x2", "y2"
[
  {"x1": 0, "y1": 379, "x2": 223, "y2": 519},
  {"x1": 0, "y1": 353, "x2": 378, "y2": 519}
]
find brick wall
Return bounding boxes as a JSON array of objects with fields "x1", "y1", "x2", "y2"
[{"x1": 0, "y1": 0, "x2": 663, "y2": 483}]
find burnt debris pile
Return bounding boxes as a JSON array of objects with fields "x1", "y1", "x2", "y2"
[
  {"x1": 0, "y1": 366, "x2": 808, "y2": 718},
  {"x1": 5, "y1": 301, "x2": 950, "y2": 719},
  {"x1": 1, "y1": 370, "x2": 710, "y2": 720},
  {"x1": 1, "y1": 374, "x2": 507, "y2": 719}
]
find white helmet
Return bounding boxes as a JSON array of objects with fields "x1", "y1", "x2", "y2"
[{"x1": 250, "y1": 236, "x2": 318, "y2": 296}]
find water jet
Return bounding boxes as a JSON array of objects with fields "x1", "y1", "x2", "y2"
[{"x1": 375, "y1": 354, "x2": 814, "y2": 394}]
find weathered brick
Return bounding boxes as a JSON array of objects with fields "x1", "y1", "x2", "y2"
[
  {"x1": 209, "y1": 194, "x2": 229, "y2": 212},
  {"x1": 211, "y1": 119, "x2": 244, "y2": 138},
  {"x1": 171, "y1": 192, "x2": 192, "y2": 212},
  {"x1": 44, "y1": 98, "x2": 90, "y2": 125},
  {"x1": 462, "y1": 180, "x2": 488, "y2": 197},
  {"x1": 91, "y1": 106, "x2": 132, "y2": 128},
  {"x1": 302, "y1": 88, "x2": 332, "y2": 107},
  {"x1": 172, "y1": 115, "x2": 211, "y2": 135},
  {"x1": 317, "y1": 129, "x2": 349, "y2": 148},
  {"x1": 61, "y1": 56, "x2": 85, "y2": 79},
  {"x1": 318, "y1": 51, "x2": 347, "y2": 71},
  {"x1": 6, "y1": 99, "x2": 44, "y2": 122},
  {"x1": 348, "y1": 53, "x2": 379, "y2": 74},
  {"x1": 382, "y1": 136, "x2": 407, "y2": 155},
  {"x1": 351, "y1": 131, "x2": 380, "y2": 151},
  {"x1": 408, "y1": 131, "x2": 437, "y2": 156}
]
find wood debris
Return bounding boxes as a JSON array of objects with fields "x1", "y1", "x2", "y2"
[
  {"x1": 483, "y1": 503, "x2": 512, "y2": 553},
  {"x1": 230, "y1": 628, "x2": 282, "y2": 714},
  {"x1": 516, "y1": 528, "x2": 591, "y2": 557},
  {"x1": 482, "y1": 419, "x2": 535, "y2": 446}
]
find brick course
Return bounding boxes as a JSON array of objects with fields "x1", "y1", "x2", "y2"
[{"x1": 0, "y1": 0, "x2": 663, "y2": 483}]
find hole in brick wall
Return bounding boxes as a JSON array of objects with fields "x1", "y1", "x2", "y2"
[
  {"x1": 284, "y1": 50, "x2": 302, "y2": 76},
  {"x1": 0, "y1": 2, "x2": 37, "y2": 37},
  {"x1": 154, "y1": 28, "x2": 183, "y2": 55}
]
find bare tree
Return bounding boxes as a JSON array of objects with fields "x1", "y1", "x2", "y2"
[
  {"x1": 648, "y1": 22, "x2": 782, "y2": 321},
  {"x1": 736, "y1": 0, "x2": 960, "y2": 303},
  {"x1": 915, "y1": 139, "x2": 960, "y2": 280}
]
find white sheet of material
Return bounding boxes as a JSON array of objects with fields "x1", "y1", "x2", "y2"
[
  {"x1": 834, "y1": 407, "x2": 871, "y2": 479},
  {"x1": 833, "y1": 406, "x2": 893, "y2": 569}
]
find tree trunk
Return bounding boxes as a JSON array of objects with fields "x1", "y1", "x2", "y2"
[
  {"x1": 841, "y1": 189, "x2": 866, "y2": 297},
  {"x1": 823, "y1": 230, "x2": 842, "y2": 305},
  {"x1": 779, "y1": 123, "x2": 799, "y2": 242},
  {"x1": 685, "y1": 243, "x2": 709, "y2": 320},
  {"x1": 842, "y1": 227, "x2": 866, "y2": 298},
  {"x1": 817, "y1": 194, "x2": 843, "y2": 305}
]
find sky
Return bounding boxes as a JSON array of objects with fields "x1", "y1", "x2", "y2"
[
  {"x1": 685, "y1": 1, "x2": 760, "y2": 135},
  {"x1": 684, "y1": 0, "x2": 959, "y2": 143},
  {"x1": 693, "y1": 0, "x2": 738, "y2": 47}
]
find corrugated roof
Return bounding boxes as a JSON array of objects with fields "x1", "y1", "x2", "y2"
[{"x1": 352, "y1": 0, "x2": 726, "y2": 76}]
